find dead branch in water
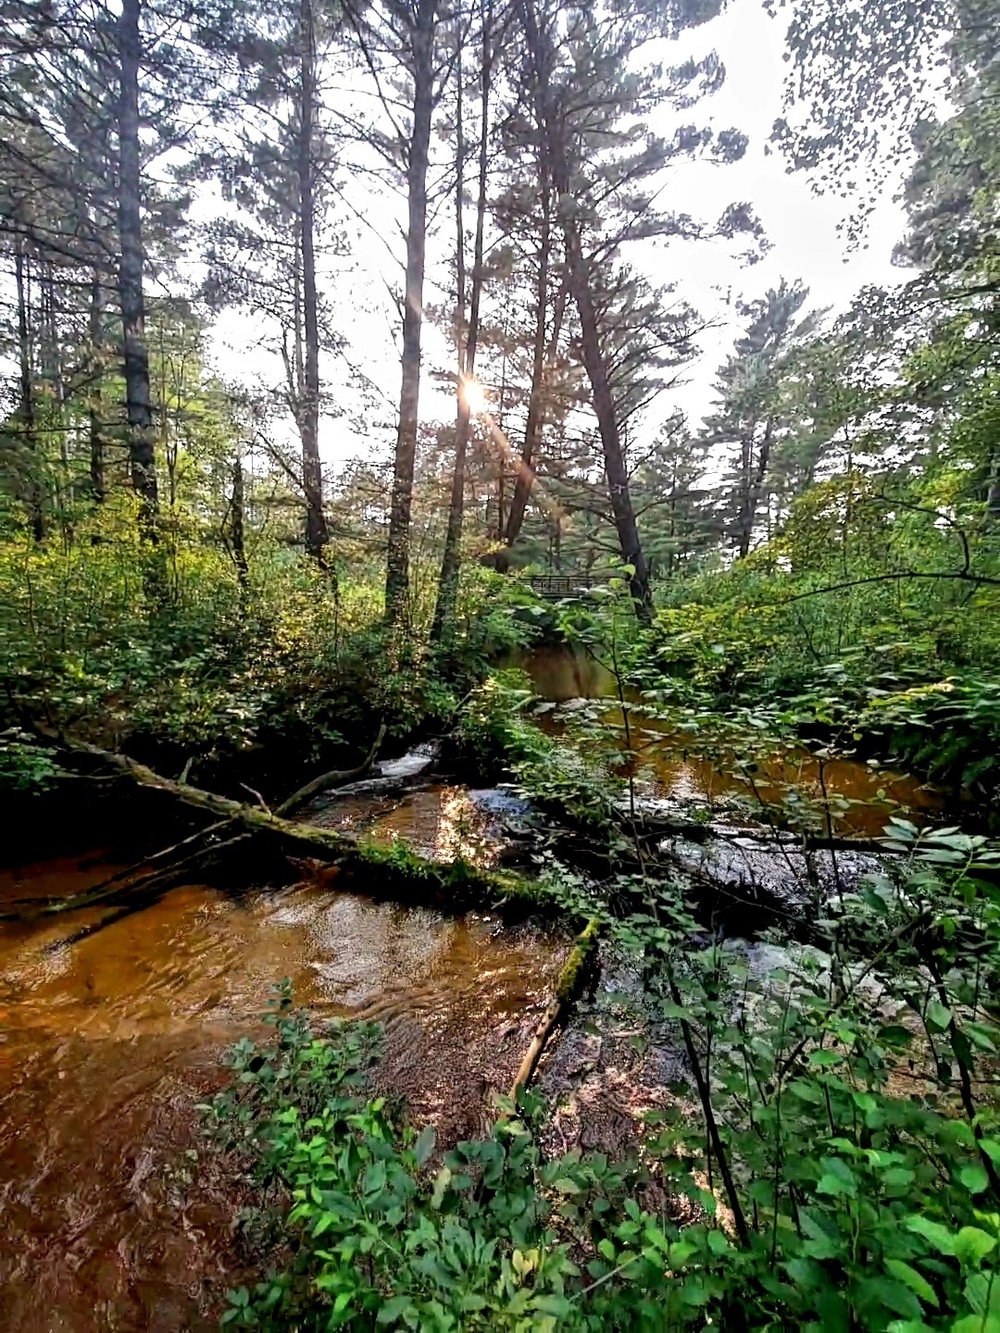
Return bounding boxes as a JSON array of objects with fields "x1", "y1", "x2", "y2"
[
  {"x1": 275, "y1": 723, "x2": 387, "y2": 816},
  {"x1": 510, "y1": 917, "x2": 601, "y2": 1097},
  {"x1": 0, "y1": 818, "x2": 246, "y2": 921}
]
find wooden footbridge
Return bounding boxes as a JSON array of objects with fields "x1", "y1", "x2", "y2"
[{"x1": 527, "y1": 574, "x2": 600, "y2": 601}]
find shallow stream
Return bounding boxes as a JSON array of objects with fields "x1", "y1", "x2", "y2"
[{"x1": 0, "y1": 649, "x2": 943, "y2": 1329}]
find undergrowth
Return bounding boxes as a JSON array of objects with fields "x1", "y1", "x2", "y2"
[{"x1": 205, "y1": 809, "x2": 1000, "y2": 1331}]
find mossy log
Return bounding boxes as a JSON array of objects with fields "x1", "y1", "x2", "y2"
[
  {"x1": 510, "y1": 915, "x2": 601, "y2": 1096},
  {"x1": 64, "y1": 742, "x2": 548, "y2": 913}
]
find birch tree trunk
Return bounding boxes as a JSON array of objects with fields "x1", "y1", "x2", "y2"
[{"x1": 14, "y1": 238, "x2": 45, "y2": 541}]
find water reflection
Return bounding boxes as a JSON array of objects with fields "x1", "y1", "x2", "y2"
[
  {"x1": 520, "y1": 647, "x2": 940, "y2": 836},
  {"x1": 312, "y1": 784, "x2": 502, "y2": 865}
]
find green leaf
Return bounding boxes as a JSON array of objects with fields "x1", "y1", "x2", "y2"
[
  {"x1": 552, "y1": 1177, "x2": 581, "y2": 1194},
  {"x1": 707, "y1": 1229, "x2": 731, "y2": 1257},
  {"x1": 952, "y1": 1227, "x2": 997, "y2": 1266},
  {"x1": 906, "y1": 1216, "x2": 956, "y2": 1255},
  {"x1": 959, "y1": 1164, "x2": 990, "y2": 1195},
  {"x1": 430, "y1": 1165, "x2": 452, "y2": 1209},
  {"x1": 376, "y1": 1295, "x2": 416, "y2": 1325},
  {"x1": 951, "y1": 1317, "x2": 1000, "y2": 1333},
  {"x1": 886, "y1": 1259, "x2": 939, "y2": 1309},
  {"x1": 414, "y1": 1124, "x2": 436, "y2": 1167},
  {"x1": 817, "y1": 1157, "x2": 857, "y2": 1198}
]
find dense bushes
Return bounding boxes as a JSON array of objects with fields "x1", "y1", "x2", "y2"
[{"x1": 0, "y1": 508, "x2": 535, "y2": 793}]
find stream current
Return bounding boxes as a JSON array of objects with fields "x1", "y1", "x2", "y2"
[{"x1": 0, "y1": 650, "x2": 942, "y2": 1329}]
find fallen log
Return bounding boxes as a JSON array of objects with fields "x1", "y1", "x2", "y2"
[
  {"x1": 61, "y1": 741, "x2": 547, "y2": 912},
  {"x1": 634, "y1": 808, "x2": 902, "y2": 855},
  {"x1": 510, "y1": 916, "x2": 601, "y2": 1097}
]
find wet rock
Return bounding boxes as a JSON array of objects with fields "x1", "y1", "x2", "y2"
[
  {"x1": 662, "y1": 832, "x2": 885, "y2": 931},
  {"x1": 467, "y1": 789, "x2": 530, "y2": 819}
]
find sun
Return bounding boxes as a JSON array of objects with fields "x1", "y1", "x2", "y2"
[{"x1": 461, "y1": 378, "x2": 488, "y2": 415}]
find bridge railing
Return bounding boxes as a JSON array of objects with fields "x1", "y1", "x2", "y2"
[{"x1": 527, "y1": 574, "x2": 599, "y2": 600}]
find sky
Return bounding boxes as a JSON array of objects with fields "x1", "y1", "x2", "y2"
[{"x1": 208, "y1": 0, "x2": 917, "y2": 471}]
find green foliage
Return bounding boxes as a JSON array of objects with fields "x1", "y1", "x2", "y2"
[
  {"x1": 213, "y1": 811, "x2": 1000, "y2": 1331},
  {"x1": 0, "y1": 727, "x2": 62, "y2": 791},
  {"x1": 206, "y1": 990, "x2": 677, "y2": 1332},
  {"x1": 613, "y1": 816, "x2": 1000, "y2": 1331},
  {"x1": 456, "y1": 671, "x2": 621, "y2": 833},
  {"x1": 0, "y1": 509, "x2": 535, "y2": 792}
]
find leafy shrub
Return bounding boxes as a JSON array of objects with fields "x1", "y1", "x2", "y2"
[{"x1": 209, "y1": 810, "x2": 1000, "y2": 1330}]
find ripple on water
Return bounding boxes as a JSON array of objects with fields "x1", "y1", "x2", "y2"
[{"x1": 0, "y1": 848, "x2": 565, "y2": 1332}]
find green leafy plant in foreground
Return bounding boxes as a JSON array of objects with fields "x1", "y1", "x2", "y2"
[{"x1": 207, "y1": 812, "x2": 1000, "y2": 1331}]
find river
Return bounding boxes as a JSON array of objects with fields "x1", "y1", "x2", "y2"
[{"x1": 0, "y1": 650, "x2": 942, "y2": 1329}]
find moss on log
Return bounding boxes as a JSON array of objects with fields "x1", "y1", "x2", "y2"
[
  {"x1": 66, "y1": 742, "x2": 547, "y2": 913},
  {"x1": 510, "y1": 915, "x2": 602, "y2": 1096}
]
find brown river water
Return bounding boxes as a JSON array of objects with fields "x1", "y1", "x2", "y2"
[
  {"x1": 522, "y1": 647, "x2": 940, "y2": 838},
  {"x1": 0, "y1": 796, "x2": 567, "y2": 1331},
  {"x1": 0, "y1": 651, "x2": 942, "y2": 1329}
]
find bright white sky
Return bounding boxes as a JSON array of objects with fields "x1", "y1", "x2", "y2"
[{"x1": 208, "y1": 0, "x2": 915, "y2": 472}]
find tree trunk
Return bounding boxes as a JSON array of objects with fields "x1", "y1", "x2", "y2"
[
  {"x1": 384, "y1": 0, "x2": 436, "y2": 626},
  {"x1": 563, "y1": 228, "x2": 651, "y2": 619},
  {"x1": 231, "y1": 456, "x2": 249, "y2": 589},
  {"x1": 516, "y1": 0, "x2": 651, "y2": 620},
  {"x1": 117, "y1": 0, "x2": 158, "y2": 527},
  {"x1": 14, "y1": 239, "x2": 45, "y2": 541},
  {"x1": 736, "y1": 417, "x2": 773, "y2": 560},
  {"x1": 89, "y1": 274, "x2": 106, "y2": 502},
  {"x1": 502, "y1": 193, "x2": 555, "y2": 559},
  {"x1": 432, "y1": 13, "x2": 490, "y2": 644},
  {"x1": 298, "y1": 0, "x2": 329, "y2": 565}
]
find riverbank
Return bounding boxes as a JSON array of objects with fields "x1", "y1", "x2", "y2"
[{"x1": 2, "y1": 650, "x2": 993, "y2": 1330}]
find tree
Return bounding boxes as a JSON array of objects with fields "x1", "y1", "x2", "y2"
[
  {"x1": 513, "y1": 0, "x2": 755, "y2": 616},
  {"x1": 431, "y1": 0, "x2": 495, "y2": 644},
  {"x1": 702, "y1": 281, "x2": 819, "y2": 559},
  {"x1": 345, "y1": 0, "x2": 444, "y2": 626},
  {"x1": 200, "y1": 0, "x2": 350, "y2": 566},
  {"x1": 631, "y1": 415, "x2": 717, "y2": 577},
  {"x1": 117, "y1": 0, "x2": 157, "y2": 525},
  {"x1": 1, "y1": 0, "x2": 225, "y2": 540}
]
